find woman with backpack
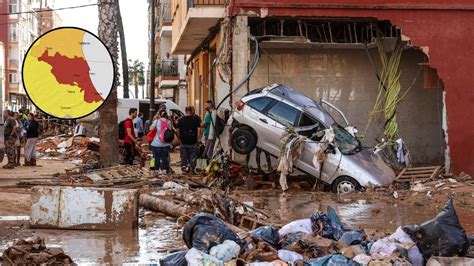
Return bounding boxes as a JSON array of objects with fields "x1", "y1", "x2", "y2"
[{"x1": 149, "y1": 110, "x2": 173, "y2": 174}]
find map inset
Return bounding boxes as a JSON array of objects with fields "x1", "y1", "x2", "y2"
[{"x1": 22, "y1": 27, "x2": 114, "y2": 119}]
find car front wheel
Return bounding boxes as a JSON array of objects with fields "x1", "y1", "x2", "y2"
[
  {"x1": 332, "y1": 176, "x2": 361, "y2": 194},
  {"x1": 231, "y1": 127, "x2": 257, "y2": 154}
]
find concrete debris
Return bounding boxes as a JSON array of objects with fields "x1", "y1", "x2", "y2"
[
  {"x1": 36, "y1": 135, "x2": 95, "y2": 161},
  {"x1": 2, "y1": 237, "x2": 74, "y2": 265},
  {"x1": 30, "y1": 186, "x2": 139, "y2": 230}
]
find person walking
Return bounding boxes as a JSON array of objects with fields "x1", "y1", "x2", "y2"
[
  {"x1": 150, "y1": 110, "x2": 172, "y2": 174},
  {"x1": 13, "y1": 112, "x2": 23, "y2": 166},
  {"x1": 24, "y1": 113, "x2": 39, "y2": 166},
  {"x1": 3, "y1": 110, "x2": 17, "y2": 169},
  {"x1": 176, "y1": 106, "x2": 201, "y2": 173},
  {"x1": 202, "y1": 101, "x2": 216, "y2": 159},
  {"x1": 121, "y1": 108, "x2": 138, "y2": 165},
  {"x1": 134, "y1": 112, "x2": 144, "y2": 138}
]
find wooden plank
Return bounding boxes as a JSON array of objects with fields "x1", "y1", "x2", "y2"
[
  {"x1": 404, "y1": 169, "x2": 436, "y2": 174},
  {"x1": 406, "y1": 166, "x2": 439, "y2": 170},
  {"x1": 429, "y1": 166, "x2": 441, "y2": 180},
  {"x1": 395, "y1": 168, "x2": 407, "y2": 180}
]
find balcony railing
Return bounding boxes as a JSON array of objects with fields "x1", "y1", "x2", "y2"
[
  {"x1": 161, "y1": 59, "x2": 179, "y2": 76},
  {"x1": 188, "y1": 0, "x2": 225, "y2": 8}
]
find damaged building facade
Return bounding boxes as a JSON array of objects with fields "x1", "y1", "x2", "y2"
[{"x1": 170, "y1": 0, "x2": 474, "y2": 175}]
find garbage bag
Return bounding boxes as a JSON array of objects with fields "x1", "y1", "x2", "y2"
[
  {"x1": 402, "y1": 199, "x2": 469, "y2": 260},
  {"x1": 183, "y1": 213, "x2": 245, "y2": 252},
  {"x1": 310, "y1": 206, "x2": 349, "y2": 240},
  {"x1": 185, "y1": 248, "x2": 224, "y2": 266},
  {"x1": 159, "y1": 250, "x2": 187, "y2": 266},
  {"x1": 278, "y1": 218, "x2": 313, "y2": 237},
  {"x1": 305, "y1": 254, "x2": 358, "y2": 266},
  {"x1": 250, "y1": 226, "x2": 280, "y2": 248},
  {"x1": 277, "y1": 249, "x2": 303, "y2": 263},
  {"x1": 280, "y1": 232, "x2": 306, "y2": 250},
  {"x1": 370, "y1": 227, "x2": 423, "y2": 266},
  {"x1": 209, "y1": 240, "x2": 241, "y2": 262},
  {"x1": 327, "y1": 206, "x2": 350, "y2": 240},
  {"x1": 339, "y1": 230, "x2": 366, "y2": 246}
]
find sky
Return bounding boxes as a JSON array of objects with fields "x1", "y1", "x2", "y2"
[{"x1": 54, "y1": 0, "x2": 149, "y2": 98}]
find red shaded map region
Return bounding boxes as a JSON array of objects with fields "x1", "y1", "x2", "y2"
[{"x1": 37, "y1": 50, "x2": 103, "y2": 103}]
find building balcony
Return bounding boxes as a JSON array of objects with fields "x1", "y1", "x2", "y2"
[
  {"x1": 158, "y1": 59, "x2": 180, "y2": 88},
  {"x1": 171, "y1": 0, "x2": 225, "y2": 54}
]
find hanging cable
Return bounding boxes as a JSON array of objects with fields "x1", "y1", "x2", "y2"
[{"x1": 216, "y1": 36, "x2": 260, "y2": 110}]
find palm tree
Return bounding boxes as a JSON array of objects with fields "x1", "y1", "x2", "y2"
[
  {"x1": 128, "y1": 59, "x2": 145, "y2": 99},
  {"x1": 98, "y1": 0, "x2": 120, "y2": 167},
  {"x1": 117, "y1": 0, "x2": 130, "y2": 98}
]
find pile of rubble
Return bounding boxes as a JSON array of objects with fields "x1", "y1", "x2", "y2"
[
  {"x1": 36, "y1": 134, "x2": 97, "y2": 160},
  {"x1": 1, "y1": 237, "x2": 74, "y2": 265},
  {"x1": 157, "y1": 199, "x2": 472, "y2": 266}
]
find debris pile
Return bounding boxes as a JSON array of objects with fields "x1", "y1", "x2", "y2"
[
  {"x1": 140, "y1": 183, "x2": 269, "y2": 226},
  {"x1": 36, "y1": 135, "x2": 96, "y2": 160},
  {"x1": 1, "y1": 237, "x2": 74, "y2": 265},
  {"x1": 157, "y1": 199, "x2": 472, "y2": 266}
]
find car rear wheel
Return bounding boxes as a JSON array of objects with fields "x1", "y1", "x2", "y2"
[
  {"x1": 332, "y1": 176, "x2": 361, "y2": 194},
  {"x1": 231, "y1": 127, "x2": 257, "y2": 154}
]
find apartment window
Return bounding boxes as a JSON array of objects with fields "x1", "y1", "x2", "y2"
[
  {"x1": 9, "y1": 0, "x2": 18, "y2": 13},
  {"x1": 9, "y1": 73, "x2": 19, "y2": 84},
  {"x1": 9, "y1": 24, "x2": 18, "y2": 42}
]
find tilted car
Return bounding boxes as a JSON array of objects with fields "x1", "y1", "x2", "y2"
[{"x1": 229, "y1": 84, "x2": 395, "y2": 193}]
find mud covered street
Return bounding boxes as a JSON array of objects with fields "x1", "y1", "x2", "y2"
[{"x1": 0, "y1": 157, "x2": 473, "y2": 264}]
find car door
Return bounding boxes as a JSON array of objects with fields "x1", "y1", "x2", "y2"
[
  {"x1": 244, "y1": 96, "x2": 276, "y2": 153},
  {"x1": 295, "y1": 112, "x2": 342, "y2": 183},
  {"x1": 258, "y1": 101, "x2": 301, "y2": 156}
]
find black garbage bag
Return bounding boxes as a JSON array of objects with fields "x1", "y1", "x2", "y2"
[
  {"x1": 159, "y1": 250, "x2": 187, "y2": 266},
  {"x1": 339, "y1": 230, "x2": 366, "y2": 246},
  {"x1": 281, "y1": 232, "x2": 306, "y2": 249},
  {"x1": 250, "y1": 226, "x2": 280, "y2": 248},
  {"x1": 402, "y1": 199, "x2": 469, "y2": 260},
  {"x1": 311, "y1": 206, "x2": 350, "y2": 240},
  {"x1": 182, "y1": 213, "x2": 245, "y2": 252}
]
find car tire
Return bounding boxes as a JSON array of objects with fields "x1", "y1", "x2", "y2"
[
  {"x1": 332, "y1": 176, "x2": 361, "y2": 194},
  {"x1": 231, "y1": 127, "x2": 257, "y2": 154}
]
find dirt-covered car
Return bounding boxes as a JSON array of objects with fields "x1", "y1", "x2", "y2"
[{"x1": 229, "y1": 84, "x2": 395, "y2": 193}]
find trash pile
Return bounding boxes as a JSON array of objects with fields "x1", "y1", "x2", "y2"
[
  {"x1": 36, "y1": 134, "x2": 96, "y2": 160},
  {"x1": 140, "y1": 182, "x2": 269, "y2": 226},
  {"x1": 159, "y1": 199, "x2": 472, "y2": 266},
  {"x1": 1, "y1": 237, "x2": 74, "y2": 265}
]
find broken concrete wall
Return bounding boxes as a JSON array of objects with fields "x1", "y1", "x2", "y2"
[
  {"x1": 249, "y1": 48, "x2": 444, "y2": 165},
  {"x1": 30, "y1": 186, "x2": 139, "y2": 230}
]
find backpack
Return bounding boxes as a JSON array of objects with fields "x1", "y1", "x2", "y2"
[
  {"x1": 118, "y1": 118, "x2": 131, "y2": 140},
  {"x1": 212, "y1": 115, "x2": 225, "y2": 136},
  {"x1": 159, "y1": 119, "x2": 174, "y2": 143}
]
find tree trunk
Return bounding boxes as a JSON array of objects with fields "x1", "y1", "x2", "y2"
[
  {"x1": 98, "y1": 0, "x2": 120, "y2": 167},
  {"x1": 135, "y1": 83, "x2": 139, "y2": 99},
  {"x1": 117, "y1": 0, "x2": 129, "y2": 98},
  {"x1": 139, "y1": 194, "x2": 190, "y2": 217}
]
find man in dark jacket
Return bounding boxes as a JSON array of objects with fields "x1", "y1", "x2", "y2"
[{"x1": 24, "y1": 113, "x2": 39, "y2": 166}]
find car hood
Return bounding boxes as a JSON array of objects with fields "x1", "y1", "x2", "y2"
[{"x1": 336, "y1": 148, "x2": 396, "y2": 187}]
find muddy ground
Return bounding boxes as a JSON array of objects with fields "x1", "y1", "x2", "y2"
[{"x1": 0, "y1": 156, "x2": 473, "y2": 264}]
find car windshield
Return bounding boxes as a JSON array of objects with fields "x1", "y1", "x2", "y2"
[{"x1": 332, "y1": 124, "x2": 362, "y2": 155}]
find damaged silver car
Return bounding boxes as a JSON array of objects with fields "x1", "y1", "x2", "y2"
[{"x1": 230, "y1": 84, "x2": 395, "y2": 193}]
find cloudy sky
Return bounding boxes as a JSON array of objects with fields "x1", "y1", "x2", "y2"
[{"x1": 54, "y1": 0, "x2": 149, "y2": 98}]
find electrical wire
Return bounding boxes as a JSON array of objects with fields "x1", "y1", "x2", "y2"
[
  {"x1": 0, "y1": 3, "x2": 98, "y2": 16},
  {"x1": 216, "y1": 36, "x2": 260, "y2": 110}
]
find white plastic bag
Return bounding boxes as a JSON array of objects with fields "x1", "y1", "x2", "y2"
[
  {"x1": 278, "y1": 218, "x2": 312, "y2": 237},
  {"x1": 278, "y1": 249, "x2": 303, "y2": 262},
  {"x1": 185, "y1": 248, "x2": 223, "y2": 266},
  {"x1": 209, "y1": 240, "x2": 240, "y2": 262}
]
